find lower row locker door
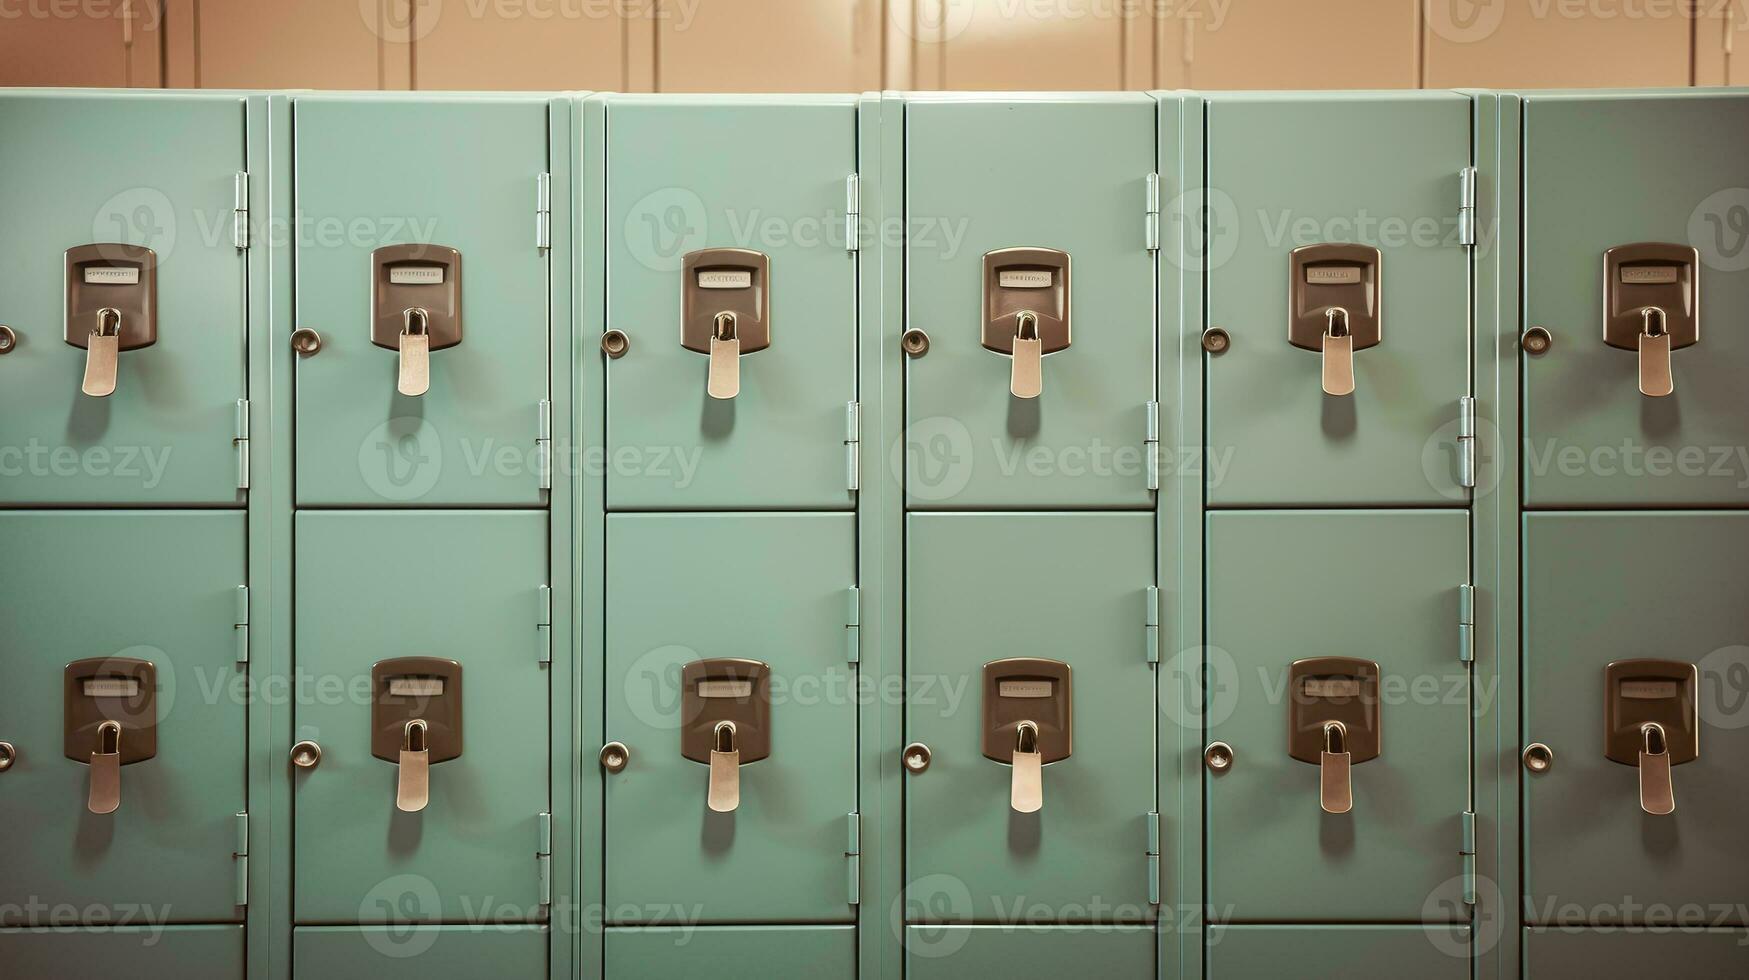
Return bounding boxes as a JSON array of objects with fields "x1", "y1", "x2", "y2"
[
  {"x1": 604, "y1": 514, "x2": 857, "y2": 924},
  {"x1": 1524, "y1": 513, "x2": 1749, "y2": 947},
  {"x1": 1205, "y1": 512, "x2": 1471, "y2": 931},
  {"x1": 292, "y1": 512, "x2": 550, "y2": 933},
  {"x1": 904, "y1": 513, "x2": 1157, "y2": 933},
  {"x1": 0, "y1": 512, "x2": 247, "y2": 924}
]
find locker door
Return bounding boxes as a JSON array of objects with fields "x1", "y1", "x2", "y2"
[
  {"x1": 603, "y1": 514, "x2": 857, "y2": 922},
  {"x1": 1207, "y1": 925, "x2": 1471, "y2": 979},
  {"x1": 292, "y1": 96, "x2": 550, "y2": 507},
  {"x1": 1522, "y1": 94, "x2": 1749, "y2": 507},
  {"x1": 604, "y1": 98, "x2": 858, "y2": 511},
  {"x1": 1524, "y1": 514, "x2": 1749, "y2": 927},
  {"x1": 0, "y1": 512, "x2": 246, "y2": 923},
  {"x1": 1206, "y1": 511, "x2": 1471, "y2": 922},
  {"x1": 605, "y1": 926, "x2": 854, "y2": 980},
  {"x1": 0, "y1": 94, "x2": 247, "y2": 505},
  {"x1": 904, "y1": 513, "x2": 1156, "y2": 922},
  {"x1": 904, "y1": 97, "x2": 1157, "y2": 510},
  {"x1": 0, "y1": 926, "x2": 244, "y2": 980},
  {"x1": 292, "y1": 512, "x2": 549, "y2": 927},
  {"x1": 1204, "y1": 94, "x2": 1471, "y2": 506}
]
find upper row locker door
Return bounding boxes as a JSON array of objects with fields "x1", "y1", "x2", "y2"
[
  {"x1": 1522, "y1": 94, "x2": 1749, "y2": 507},
  {"x1": 1205, "y1": 93, "x2": 1472, "y2": 507},
  {"x1": 0, "y1": 94, "x2": 247, "y2": 506},
  {"x1": 605, "y1": 98, "x2": 858, "y2": 511},
  {"x1": 904, "y1": 96, "x2": 1157, "y2": 510},
  {"x1": 292, "y1": 97, "x2": 551, "y2": 507}
]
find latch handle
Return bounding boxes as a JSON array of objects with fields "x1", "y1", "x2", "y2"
[
  {"x1": 1010, "y1": 720, "x2": 1044, "y2": 813},
  {"x1": 1010, "y1": 311, "x2": 1044, "y2": 400},
  {"x1": 708, "y1": 720, "x2": 741, "y2": 812},
  {"x1": 1321, "y1": 307, "x2": 1356, "y2": 397},
  {"x1": 1638, "y1": 307, "x2": 1674, "y2": 398},
  {"x1": 88, "y1": 720, "x2": 122, "y2": 814},
  {"x1": 707, "y1": 312, "x2": 741, "y2": 400},
  {"x1": 82, "y1": 308, "x2": 122, "y2": 398},
  {"x1": 398, "y1": 308, "x2": 432, "y2": 397},
  {"x1": 396, "y1": 718, "x2": 431, "y2": 813},
  {"x1": 1319, "y1": 721, "x2": 1353, "y2": 814},
  {"x1": 1638, "y1": 722, "x2": 1675, "y2": 815}
]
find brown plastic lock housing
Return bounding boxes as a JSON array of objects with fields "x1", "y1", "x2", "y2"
[
  {"x1": 681, "y1": 248, "x2": 771, "y2": 356},
  {"x1": 1603, "y1": 659, "x2": 1698, "y2": 767},
  {"x1": 1602, "y1": 243, "x2": 1698, "y2": 397},
  {"x1": 1288, "y1": 244, "x2": 1381, "y2": 397},
  {"x1": 981, "y1": 248, "x2": 1070, "y2": 356},
  {"x1": 369, "y1": 657, "x2": 464, "y2": 764},
  {"x1": 679, "y1": 659, "x2": 771, "y2": 765},
  {"x1": 980, "y1": 658, "x2": 1073, "y2": 764},
  {"x1": 64, "y1": 243, "x2": 158, "y2": 352},
  {"x1": 1286, "y1": 657, "x2": 1381, "y2": 765},
  {"x1": 370, "y1": 244, "x2": 463, "y2": 352},
  {"x1": 63, "y1": 657, "x2": 158, "y2": 764}
]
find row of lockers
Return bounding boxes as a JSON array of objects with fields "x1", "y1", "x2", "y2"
[
  {"x1": 3, "y1": 0, "x2": 1745, "y2": 92},
  {"x1": 2, "y1": 88, "x2": 1748, "y2": 980}
]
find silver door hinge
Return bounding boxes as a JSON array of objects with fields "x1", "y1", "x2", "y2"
[
  {"x1": 536, "y1": 399, "x2": 553, "y2": 490},
  {"x1": 845, "y1": 401, "x2": 861, "y2": 491},
  {"x1": 536, "y1": 173, "x2": 552, "y2": 250},
  {"x1": 234, "y1": 811, "x2": 249, "y2": 907},
  {"x1": 845, "y1": 586, "x2": 861, "y2": 664},
  {"x1": 1457, "y1": 396, "x2": 1477, "y2": 489},
  {"x1": 234, "y1": 585, "x2": 250, "y2": 664},
  {"x1": 537, "y1": 585, "x2": 553, "y2": 664},
  {"x1": 537, "y1": 810, "x2": 553, "y2": 907},
  {"x1": 233, "y1": 172, "x2": 250, "y2": 249},
  {"x1": 1458, "y1": 167, "x2": 1477, "y2": 247},
  {"x1": 1458, "y1": 584, "x2": 1475, "y2": 663},
  {"x1": 1145, "y1": 811, "x2": 1162, "y2": 905},
  {"x1": 234, "y1": 398, "x2": 251, "y2": 490},
  {"x1": 1145, "y1": 173, "x2": 1162, "y2": 252},
  {"x1": 1144, "y1": 585, "x2": 1160, "y2": 663},
  {"x1": 1144, "y1": 401, "x2": 1161, "y2": 491},
  {"x1": 845, "y1": 174, "x2": 860, "y2": 252},
  {"x1": 846, "y1": 812, "x2": 862, "y2": 905},
  {"x1": 1460, "y1": 810, "x2": 1477, "y2": 905}
]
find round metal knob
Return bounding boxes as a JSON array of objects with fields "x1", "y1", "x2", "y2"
[
  {"x1": 1201, "y1": 327, "x2": 1231, "y2": 355},
  {"x1": 601, "y1": 330, "x2": 630, "y2": 359},
  {"x1": 290, "y1": 740, "x2": 323, "y2": 769},
  {"x1": 1204, "y1": 741, "x2": 1235, "y2": 773},
  {"x1": 902, "y1": 742, "x2": 932, "y2": 774},
  {"x1": 901, "y1": 329, "x2": 930, "y2": 358},
  {"x1": 1522, "y1": 326, "x2": 1552, "y2": 355},
  {"x1": 600, "y1": 741, "x2": 630, "y2": 774},
  {"x1": 0, "y1": 325, "x2": 17, "y2": 355},
  {"x1": 1522, "y1": 742, "x2": 1554, "y2": 774},
  {"x1": 0, "y1": 741, "x2": 16, "y2": 772},
  {"x1": 290, "y1": 328, "x2": 323, "y2": 355}
]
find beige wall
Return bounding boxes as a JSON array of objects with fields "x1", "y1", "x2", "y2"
[{"x1": 1, "y1": 0, "x2": 1740, "y2": 91}]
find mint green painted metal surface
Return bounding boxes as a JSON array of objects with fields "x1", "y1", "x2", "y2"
[
  {"x1": 293, "y1": 511, "x2": 549, "y2": 924},
  {"x1": 904, "y1": 925, "x2": 1155, "y2": 978},
  {"x1": 1204, "y1": 94, "x2": 1471, "y2": 506},
  {"x1": 1522, "y1": 94, "x2": 1749, "y2": 507},
  {"x1": 0, "y1": 93, "x2": 247, "y2": 505},
  {"x1": 0, "y1": 926, "x2": 244, "y2": 978},
  {"x1": 904, "y1": 97, "x2": 1157, "y2": 510},
  {"x1": 1206, "y1": 511, "x2": 1470, "y2": 921},
  {"x1": 0, "y1": 511, "x2": 245, "y2": 923},
  {"x1": 1525, "y1": 927, "x2": 1749, "y2": 977},
  {"x1": 604, "y1": 98, "x2": 858, "y2": 511},
  {"x1": 604, "y1": 513, "x2": 856, "y2": 922},
  {"x1": 604, "y1": 925, "x2": 854, "y2": 978},
  {"x1": 293, "y1": 925, "x2": 547, "y2": 978},
  {"x1": 1207, "y1": 925, "x2": 1470, "y2": 978},
  {"x1": 1524, "y1": 513, "x2": 1749, "y2": 924},
  {"x1": 905, "y1": 513, "x2": 1155, "y2": 921},
  {"x1": 292, "y1": 97, "x2": 550, "y2": 507}
]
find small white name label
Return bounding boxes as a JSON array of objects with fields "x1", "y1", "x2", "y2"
[
  {"x1": 997, "y1": 269, "x2": 1053, "y2": 289},
  {"x1": 998, "y1": 679, "x2": 1054, "y2": 699},
  {"x1": 389, "y1": 266, "x2": 445, "y2": 285},
  {"x1": 83, "y1": 678, "x2": 141, "y2": 698},
  {"x1": 697, "y1": 679, "x2": 755, "y2": 699},
  {"x1": 84, "y1": 267, "x2": 140, "y2": 285},
  {"x1": 697, "y1": 269, "x2": 753, "y2": 290},
  {"x1": 388, "y1": 677, "x2": 445, "y2": 697}
]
